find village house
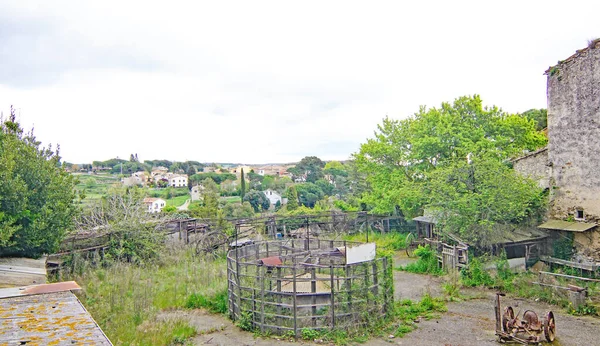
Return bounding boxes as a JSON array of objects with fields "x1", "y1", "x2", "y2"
[
  {"x1": 263, "y1": 189, "x2": 285, "y2": 208},
  {"x1": 190, "y1": 185, "x2": 204, "y2": 201},
  {"x1": 168, "y1": 174, "x2": 188, "y2": 187},
  {"x1": 122, "y1": 171, "x2": 149, "y2": 187},
  {"x1": 514, "y1": 40, "x2": 600, "y2": 262},
  {"x1": 143, "y1": 197, "x2": 166, "y2": 213}
]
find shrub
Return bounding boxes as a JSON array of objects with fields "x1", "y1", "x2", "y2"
[
  {"x1": 460, "y1": 258, "x2": 494, "y2": 287},
  {"x1": 402, "y1": 245, "x2": 443, "y2": 275}
]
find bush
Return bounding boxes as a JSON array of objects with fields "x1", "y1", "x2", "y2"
[
  {"x1": 460, "y1": 258, "x2": 494, "y2": 287},
  {"x1": 402, "y1": 245, "x2": 443, "y2": 275}
]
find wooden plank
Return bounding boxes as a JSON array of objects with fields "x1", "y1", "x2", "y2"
[{"x1": 539, "y1": 271, "x2": 600, "y2": 282}]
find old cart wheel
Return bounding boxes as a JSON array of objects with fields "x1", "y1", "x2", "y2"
[
  {"x1": 544, "y1": 311, "x2": 556, "y2": 342},
  {"x1": 405, "y1": 233, "x2": 416, "y2": 257},
  {"x1": 502, "y1": 306, "x2": 515, "y2": 332},
  {"x1": 196, "y1": 231, "x2": 228, "y2": 257},
  {"x1": 523, "y1": 310, "x2": 540, "y2": 329}
]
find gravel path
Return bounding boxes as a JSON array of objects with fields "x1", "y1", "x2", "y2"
[{"x1": 174, "y1": 253, "x2": 600, "y2": 346}]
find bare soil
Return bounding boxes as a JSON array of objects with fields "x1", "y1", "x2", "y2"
[{"x1": 173, "y1": 254, "x2": 600, "y2": 346}]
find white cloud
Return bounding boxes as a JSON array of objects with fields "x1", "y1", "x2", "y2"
[{"x1": 1, "y1": 0, "x2": 599, "y2": 163}]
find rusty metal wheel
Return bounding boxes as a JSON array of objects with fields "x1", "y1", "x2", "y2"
[
  {"x1": 502, "y1": 306, "x2": 515, "y2": 332},
  {"x1": 195, "y1": 231, "x2": 228, "y2": 257},
  {"x1": 544, "y1": 311, "x2": 556, "y2": 342},
  {"x1": 523, "y1": 310, "x2": 540, "y2": 329}
]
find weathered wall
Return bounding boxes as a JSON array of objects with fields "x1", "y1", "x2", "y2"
[
  {"x1": 547, "y1": 43, "x2": 600, "y2": 221},
  {"x1": 513, "y1": 148, "x2": 549, "y2": 189}
]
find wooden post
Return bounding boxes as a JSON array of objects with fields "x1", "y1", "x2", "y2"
[
  {"x1": 276, "y1": 267, "x2": 282, "y2": 328},
  {"x1": 311, "y1": 267, "x2": 317, "y2": 327},
  {"x1": 382, "y1": 257, "x2": 389, "y2": 315},
  {"x1": 292, "y1": 265, "x2": 298, "y2": 338},
  {"x1": 330, "y1": 265, "x2": 336, "y2": 328},
  {"x1": 260, "y1": 265, "x2": 266, "y2": 332}
]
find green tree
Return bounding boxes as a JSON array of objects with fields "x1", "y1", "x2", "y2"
[
  {"x1": 293, "y1": 156, "x2": 325, "y2": 183},
  {"x1": 0, "y1": 107, "x2": 78, "y2": 257},
  {"x1": 240, "y1": 168, "x2": 246, "y2": 200},
  {"x1": 354, "y1": 95, "x2": 547, "y2": 242},
  {"x1": 243, "y1": 190, "x2": 270, "y2": 212},
  {"x1": 521, "y1": 108, "x2": 547, "y2": 131},
  {"x1": 285, "y1": 186, "x2": 299, "y2": 210}
]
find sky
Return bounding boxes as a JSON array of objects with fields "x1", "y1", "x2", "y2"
[{"x1": 1, "y1": 1, "x2": 599, "y2": 165}]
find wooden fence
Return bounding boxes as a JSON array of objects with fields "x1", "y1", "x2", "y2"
[{"x1": 227, "y1": 240, "x2": 393, "y2": 336}]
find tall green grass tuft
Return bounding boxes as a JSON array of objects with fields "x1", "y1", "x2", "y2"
[
  {"x1": 344, "y1": 232, "x2": 407, "y2": 257},
  {"x1": 185, "y1": 289, "x2": 228, "y2": 314},
  {"x1": 400, "y1": 245, "x2": 444, "y2": 275}
]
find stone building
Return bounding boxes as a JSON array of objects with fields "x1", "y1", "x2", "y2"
[
  {"x1": 512, "y1": 147, "x2": 549, "y2": 189},
  {"x1": 515, "y1": 40, "x2": 600, "y2": 262},
  {"x1": 545, "y1": 40, "x2": 600, "y2": 222}
]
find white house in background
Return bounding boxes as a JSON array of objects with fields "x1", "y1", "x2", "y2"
[
  {"x1": 143, "y1": 198, "x2": 166, "y2": 213},
  {"x1": 263, "y1": 189, "x2": 283, "y2": 207},
  {"x1": 169, "y1": 174, "x2": 188, "y2": 187},
  {"x1": 191, "y1": 185, "x2": 205, "y2": 201}
]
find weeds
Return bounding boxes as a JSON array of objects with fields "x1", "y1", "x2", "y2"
[
  {"x1": 399, "y1": 245, "x2": 444, "y2": 275},
  {"x1": 185, "y1": 289, "x2": 228, "y2": 314},
  {"x1": 60, "y1": 246, "x2": 227, "y2": 345}
]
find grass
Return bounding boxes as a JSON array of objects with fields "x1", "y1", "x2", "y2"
[
  {"x1": 220, "y1": 196, "x2": 241, "y2": 204},
  {"x1": 397, "y1": 245, "x2": 444, "y2": 276},
  {"x1": 57, "y1": 246, "x2": 227, "y2": 345},
  {"x1": 73, "y1": 173, "x2": 119, "y2": 205},
  {"x1": 344, "y1": 232, "x2": 408, "y2": 257},
  {"x1": 166, "y1": 195, "x2": 189, "y2": 207}
]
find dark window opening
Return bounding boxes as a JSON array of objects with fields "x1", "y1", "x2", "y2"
[{"x1": 576, "y1": 209, "x2": 584, "y2": 219}]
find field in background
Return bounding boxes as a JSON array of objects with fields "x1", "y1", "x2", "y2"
[{"x1": 74, "y1": 173, "x2": 119, "y2": 205}]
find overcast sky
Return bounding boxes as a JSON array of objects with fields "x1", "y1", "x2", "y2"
[{"x1": 1, "y1": 1, "x2": 598, "y2": 164}]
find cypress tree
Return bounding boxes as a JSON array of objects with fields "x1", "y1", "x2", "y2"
[{"x1": 240, "y1": 168, "x2": 246, "y2": 200}]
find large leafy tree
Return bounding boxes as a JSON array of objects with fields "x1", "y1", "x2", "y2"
[
  {"x1": 290, "y1": 156, "x2": 325, "y2": 183},
  {"x1": 243, "y1": 190, "x2": 270, "y2": 212},
  {"x1": 354, "y1": 96, "x2": 547, "y2": 244},
  {"x1": 0, "y1": 107, "x2": 78, "y2": 257}
]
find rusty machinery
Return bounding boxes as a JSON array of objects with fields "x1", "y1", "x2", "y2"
[{"x1": 495, "y1": 293, "x2": 556, "y2": 345}]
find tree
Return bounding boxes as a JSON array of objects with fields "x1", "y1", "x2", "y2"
[
  {"x1": 285, "y1": 186, "x2": 299, "y2": 211},
  {"x1": 0, "y1": 106, "x2": 78, "y2": 257},
  {"x1": 521, "y1": 108, "x2": 547, "y2": 131},
  {"x1": 240, "y1": 168, "x2": 246, "y2": 200},
  {"x1": 294, "y1": 156, "x2": 325, "y2": 183},
  {"x1": 354, "y1": 95, "x2": 547, "y2": 242},
  {"x1": 187, "y1": 166, "x2": 197, "y2": 190},
  {"x1": 76, "y1": 186, "x2": 166, "y2": 263},
  {"x1": 243, "y1": 190, "x2": 270, "y2": 212}
]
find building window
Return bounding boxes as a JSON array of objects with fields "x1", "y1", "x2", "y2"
[{"x1": 575, "y1": 209, "x2": 584, "y2": 220}]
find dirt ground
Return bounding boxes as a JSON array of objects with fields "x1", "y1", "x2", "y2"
[{"x1": 176, "y1": 254, "x2": 600, "y2": 346}]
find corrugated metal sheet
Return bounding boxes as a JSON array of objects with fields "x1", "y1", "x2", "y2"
[
  {"x1": 258, "y1": 256, "x2": 282, "y2": 266},
  {"x1": 412, "y1": 215, "x2": 437, "y2": 223},
  {"x1": 538, "y1": 220, "x2": 597, "y2": 232},
  {"x1": 0, "y1": 283, "x2": 112, "y2": 345}
]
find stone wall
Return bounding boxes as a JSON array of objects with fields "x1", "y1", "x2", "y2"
[
  {"x1": 547, "y1": 42, "x2": 600, "y2": 221},
  {"x1": 513, "y1": 147, "x2": 549, "y2": 189}
]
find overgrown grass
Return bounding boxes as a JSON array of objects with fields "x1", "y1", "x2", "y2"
[
  {"x1": 185, "y1": 289, "x2": 228, "y2": 314},
  {"x1": 58, "y1": 246, "x2": 227, "y2": 345},
  {"x1": 344, "y1": 232, "x2": 408, "y2": 257},
  {"x1": 398, "y1": 245, "x2": 444, "y2": 276}
]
